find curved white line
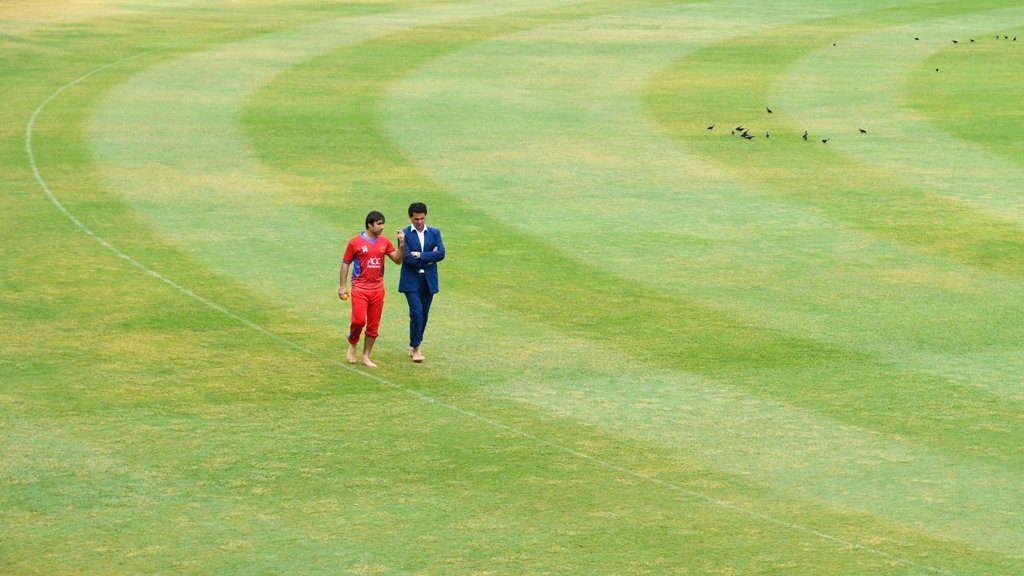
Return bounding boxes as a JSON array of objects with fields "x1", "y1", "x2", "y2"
[{"x1": 25, "y1": 31, "x2": 948, "y2": 576}]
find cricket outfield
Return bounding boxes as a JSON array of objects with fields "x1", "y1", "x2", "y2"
[{"x1": 2, "y1": 0, "x2": 1023, "y2": 573}]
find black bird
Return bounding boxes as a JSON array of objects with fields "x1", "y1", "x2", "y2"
[
  {"x1": 915, "y1": 37, "x2": 920, "y2": 40},
  {"x1": 707, "y1": 124, "x2": 715, "y2": 130},
  {"x1": 742, "y1": 133, "x2": 754, "y2": 140},
  {"x1": 952, "y1": 39, "x2": 958, "y2": 44},
  {"x1": 766, "y1": 106, "x2": 773, "y2": 113},
  {"x1": 735, "y1": 126, "x2": 744, "y2": 132},
  {"x1": 822, "y1": 138, "x2": 830, "y2": 144},
  {"x1": 765, "y1": 132, "x2": 770, "y2": 139},
  {"x1": 741, "y1": 129, "x2": 750, "y2": 138},
  {"x1": 859, "y1": 128, "x2": 867, "y2": 134},
  {"x1": 802, "y1": 130, "x2": 808, "y2": 141},
  {"x1": 970, "y1": 39, "x2": 975, "y2": 42}
]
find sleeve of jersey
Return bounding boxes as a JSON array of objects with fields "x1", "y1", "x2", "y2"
[{"x1": 342, "y1": 239, "x2": 355, "y2": 264}]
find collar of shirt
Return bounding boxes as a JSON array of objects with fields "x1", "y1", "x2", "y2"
[{"x1": 412, "y1": 225, "x2": 428, "y2": 245}]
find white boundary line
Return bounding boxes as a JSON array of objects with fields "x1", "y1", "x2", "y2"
[{"x1": 24, "y1": 39, "x2": 950, "y2": 576}]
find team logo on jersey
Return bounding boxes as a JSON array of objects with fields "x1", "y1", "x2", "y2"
[
  {"x1": 361, "y1": 246, "x2": 368, "y2": 253},
  {"x1": 368, "y1": 257, "x2": 382, "y2": 267}
]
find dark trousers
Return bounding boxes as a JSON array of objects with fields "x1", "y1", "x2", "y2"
[{"x1": 405, "y1": 275, "x2": 434, "y2": 348}]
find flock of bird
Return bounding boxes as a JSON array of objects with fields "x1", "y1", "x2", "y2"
[
  {"x1": 704, "y1": 112, "x2": 861, "y2": 144},
  {"x1": 704, "y1": 33, "x2": 1018, "y2": 144}
]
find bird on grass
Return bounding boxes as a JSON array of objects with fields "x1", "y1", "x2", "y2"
[
  {"x1": 802, "y1": 130, "x2": 808, "y2": 141},
  {"x1": 707, "y1": 124, "x2": 715, "y2": 130},
  {"x1": 859, "y1": 128, "x2": 867, "y2": 134},
  {"x1": 822, "y1": 138, "x2": 830, "y2": 144},
  {"x1": 766, "y1": 106, "x2": 773, "y2": 113}
]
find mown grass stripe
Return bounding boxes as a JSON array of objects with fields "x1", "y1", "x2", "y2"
[
  {"x1": 772, "y1": 8, "x2": 1024, "y2": 220},
  {"x1": 645, "y1": 0, "x2": 1024, "y2": 281}
]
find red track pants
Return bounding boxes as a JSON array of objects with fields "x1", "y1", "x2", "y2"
[{"x1": 348, "y1": 289, "x2": 385, "y2": 344}]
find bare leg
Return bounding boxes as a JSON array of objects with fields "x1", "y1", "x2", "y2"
[
  {"x1": 361, "y1": 336, "x2": 377, "y2": 368},
  {"x1": 347, "y1": 342, "x2": 357, "y2": 364}
]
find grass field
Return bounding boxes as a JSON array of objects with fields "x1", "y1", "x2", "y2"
[{"x1": 2, "y1": 0, "x2": 1023, "y2": 574}]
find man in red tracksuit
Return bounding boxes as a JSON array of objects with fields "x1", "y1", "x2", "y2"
[{"x1": 339, "y1": 210, "x2": 404, "y2": 367}]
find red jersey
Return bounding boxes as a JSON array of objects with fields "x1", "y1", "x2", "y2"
[{"x1": 343, "y1": 233, "x2": 396, "y2": 292}]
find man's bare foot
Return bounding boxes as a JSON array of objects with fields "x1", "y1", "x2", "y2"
[
  {"x1": 411, "y1": 348, "x2": 425, "y2": 363},
  {"x1": 362, "y1": 357, "x2": 377, "y2": 368},
  {"x1": 347, "y1": 344, "x2": 357, "y2": 364}
]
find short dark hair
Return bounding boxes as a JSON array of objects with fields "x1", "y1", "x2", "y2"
[
  {"x1": 408, "y1": 202, "x2": 428, "y2": 217},
  {"x1": 365, "y1": 210, "x2": 385, "y2": 228}
]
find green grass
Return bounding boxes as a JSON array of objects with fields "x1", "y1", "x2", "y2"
[{"x1": 3, "y1": 0, "x2": 1024, "y2": 574}]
